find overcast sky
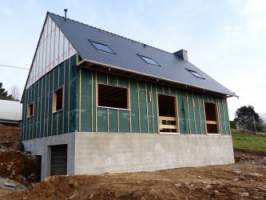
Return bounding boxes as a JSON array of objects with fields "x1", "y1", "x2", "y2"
[{"x1": 0, "y1": 0, "x2": 265, "y2": 120}]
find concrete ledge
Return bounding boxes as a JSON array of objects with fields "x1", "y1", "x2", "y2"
[
  {"x1": 74, "y1": 132, "x2": 235, "y2": 174},
  {"x1": 23, "y1": 133, "x2": 75, "y2": 179}
]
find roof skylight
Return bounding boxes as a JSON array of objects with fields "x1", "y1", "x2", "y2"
[
  {"x1": 90, "y1": 40, "x2": 114, "y2": 54},
  {"x1": 138, "y1": 54, "x2": 160, "y2": 66},
  {"x1": 186, "y1": 69, "x2": 205, "y2": 79}
]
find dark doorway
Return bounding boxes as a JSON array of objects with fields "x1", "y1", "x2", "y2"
[
  {"x1": 204, "y1": 102, "x2": 219, "y2": 133},
  {"x1": 50, "y1": 145, "x2": 67, "y2": 176},
  {"x1": 35, "y1": 155, "x2": 42, "y2": 182},
  {"x1": 158, "y1": 95, "x2": 178, "y2": 133}
]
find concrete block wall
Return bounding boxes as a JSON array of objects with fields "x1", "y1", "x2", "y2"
[
  {"x1": 23, "y1": 133, "x2": 75, "y2": 180},
  {"x1": 74, "y1": 133, "x2": 234, "y2": 174},
  {"x1": 24, "y1": 132, "x2": 234, "y2": 179}
]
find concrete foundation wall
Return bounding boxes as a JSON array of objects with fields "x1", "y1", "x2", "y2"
[
  {"x1": 74, "y1": 133, "x2": 234, "y2": 175},
  {"x1": 23, "y1": 133, "x2": 75, "y2": 180},
  {"x1": 23, "y1": 132, "x2": 234, "y2": 179}
]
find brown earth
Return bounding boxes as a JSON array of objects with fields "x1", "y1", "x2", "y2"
[
  {"x1": 234, "y1": 149, "x2": 266, "y2": 164},
  {"x1": 0, "y1": 189, "x2": 12, "y2": 198},
  {"x1": 0, "y1": 130, "x2": 265, "y2": 200},
  {"x1": 2, "y1": 161, "x2": 266, "y2": 200},
  {"x1": 0, "y1": 124, "x2": 20, "y2": 149},
  {"x1": 0, "y1": 124, "x2": 40, "y2": 185},
  {"x1": 0, "y1": 149, "x2": 39, "y2": 185}
]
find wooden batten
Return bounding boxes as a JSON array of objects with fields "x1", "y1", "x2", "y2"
[
  {"x1": 22, "y1": 55, "x2": 231, "y2": 140},
  {"x1": 79, "y1": 60, "x2": 228, "y2": 98}
]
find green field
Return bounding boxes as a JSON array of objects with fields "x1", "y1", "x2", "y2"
[{"x1": 232, "y1": 130, "x2": 266, "y2": 152}]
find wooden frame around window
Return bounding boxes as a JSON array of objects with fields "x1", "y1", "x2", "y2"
[
  {"x1": 52, "y1": 86, "x2": 64, "y2": 113},
  {"x1": 157, "y1": 94, "x2": 179, "y2": 134},
  {"x1": 27, "y1": 103, "x2": 34, "y2": 118},
  {"x1": 204, "y1": 102, "x2": 219, "y2": 134},
  {"x1": 97, "y1": 83, "x2": 130, "y2": 110}
]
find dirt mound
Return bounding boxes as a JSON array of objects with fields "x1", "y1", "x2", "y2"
[
  {"x1": 0, "y1": 124, "x2": 20, "y2": 149},
  {"x1": 0, "y1": 189, "x2": 12, "y2": 198},
  {"x1": 234, "y1": 149, "x2": 266, "y2": 165},
  {"x1": 3, "y1": 163, "x2": 266, "y2": 200},
  {"x1": 0, "y1": 149, "x2": 39, "y2": 185}
]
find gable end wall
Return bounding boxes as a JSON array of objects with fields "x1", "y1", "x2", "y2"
[{"x1": 22, "y1": 56, "x2": 78, "y2": 140}]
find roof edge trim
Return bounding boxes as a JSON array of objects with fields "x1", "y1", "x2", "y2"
[{"x1": 78, "y1": 58, "x2": 235, "y2": 97}]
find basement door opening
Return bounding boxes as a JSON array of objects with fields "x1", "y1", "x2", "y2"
[
  {"x1": 50, "y1": 144, "x2": 68, "y2": 176},
  {"x1": 158, "y1": 94, "x2": 178, "y2": 133}
]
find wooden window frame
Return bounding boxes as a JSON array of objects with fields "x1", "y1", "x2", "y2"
[
  {"x1": 157, "y1": 94, "x2": 180, "y2": 135},
  {"x1": 52, "y1": 86, "x2": 64, "y2": 113},
  {"x1": 27, "y1": 103, "x2": 34, "y2": 118},
  {"x1": 204, "y1": 102, "x2": 220, "y2": 134},
  {"x1": 97, "y1": 83, "x2": 130, "y2": 111}
]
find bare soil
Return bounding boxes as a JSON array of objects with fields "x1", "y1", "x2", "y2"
[
  {"x1": 234, "y1": 149, "x2": 266, "y2": 165},
  {"x1": 0, "y1": 124, "x2": 20, "y2": 149},
  {"x1": 2, "y1": 161, "x2": 265, "y2": 200},
  {"x1": 0, "y1": 149, "x2": 39, "y2": 185},
  {"x1": 0, "y1": 188, "x2": 12, "y2": 198},
  {"x1": 0, "y1": 137, "x2": 265, "y2": 200},
  {"x1": 0, "y1": 124, "x2": 40, "y2": 185}
]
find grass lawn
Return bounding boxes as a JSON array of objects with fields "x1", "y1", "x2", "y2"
[{"x1": 232, "y1": 130, "x2": 266, "y2": 152}]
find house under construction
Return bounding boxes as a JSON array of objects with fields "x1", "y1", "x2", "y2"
[{"x1": 21, "y1": 12, "x2": 235, "y2": 179}]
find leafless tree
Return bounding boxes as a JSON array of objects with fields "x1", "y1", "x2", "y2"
[{"x1": 10, "y1": 85, "x2": 20, "y2": 101}]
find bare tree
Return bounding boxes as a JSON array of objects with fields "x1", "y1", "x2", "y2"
[
  {"x1": 0, "y1": 82, "x2": 14, "y2": 100},
  {"x1": 10, "y1": 85, "x2": 20, "y2": 101}
]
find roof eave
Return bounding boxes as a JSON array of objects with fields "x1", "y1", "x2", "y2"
[{"x1": 78, "y1": 58, "x2": 234, "y2": 97}]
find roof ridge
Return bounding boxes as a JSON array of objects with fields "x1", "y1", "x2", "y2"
[{"x1": 47, "y1": 12, "x2": 173, "y2": 55}]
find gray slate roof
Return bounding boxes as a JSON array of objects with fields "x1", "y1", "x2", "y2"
[{"x1": 49, "y1": 12, "x2": 235, "y2": 96}]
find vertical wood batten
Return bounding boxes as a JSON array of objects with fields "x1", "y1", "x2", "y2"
[
  {"x1": 191, "y1": 93, "x2": 197, "y2": 134},
  {"x1": 224, "y1": 99, "x2": 231, "y2": 134},
  {"x1": 51, "y1": 68, "x2": 56, "y2": 135},
  {"x1": 25, "y1": 91, "x2": 28, "y2": 139},
  {"x1": 91, "y1": 71, "x2": 94, "y2": 132},
  {"x1": 106, "y1": 74, "x2": 110, "y2": 132},
  {"x1": 216, "y1": 98, "x2": 223, "y2": 134},
  {"x1": 129, "y1": 80, "x2": 132, "y2": 132},
  {"x1": 94, "y1": 72, "x2": 98, "y2": 132},
  {"x1": 130, "y1": 79, "x2": 140, "y2": 133},
  {"x1": 139, "y1": 82, "x2": 148, "y2": 132},
  {"x1": 39, "y1": 76, "x2": 42, "y2": 137},
  {"x1": 43, "y1": 75, "x2": 46, "y2": 137},
  {"x1": 137, "y1": 81, "x2": 141, "y2": 132},
  {"x1": 221, "y1": 98, "x2": 229, "y2": 134},
  {"x1": 150, "y1": 85, "x2": 155, "y2": 133},
  {"x1": 28, "y1": 85, "x2": 31, "y2": 139},
  {"x1": 199, "y1": 95, "x2": 205, "y2": 134},
  {"x1": 22, "y1": 55, "x2": 231, "y2": 139},
  {"x1": 116, "y1": 76, "x2": 119, "y2": 132},
  {"x1": 39, "y1": 78, "x2": 42, "y2": 138},
  {"x1": 145, "y1": 82, "x2": 149, "y2": 133},
  {"x1": 30, "y1": 85, "x2": 33, "y2": 139},
  {"x1": 120, "y1": 77, "x2": 130, "y2": 132},
  {"x1": 79, "y1": 68, "x2": 82, "y2": 131},
  {"x1": 27, "y1": 87, "x2": 30, "y2": 139},
  {"x1": 96, "y1": 72, "x2": 107, "y2": 132},
  {"x1": 61, "y1": 61, "x2": 65, "y2": 134},
  {"x1": 186, "y1": 92, "x2": 191, "y2": 134},
  {"x1": 79, "y1": 67, "x2": 92, "y2": 132}
]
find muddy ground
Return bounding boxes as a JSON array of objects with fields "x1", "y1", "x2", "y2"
[
  {"x1": 234, "y1": 149, "x2": 266, "y2": 164},
  {"x1": 0, "y1": 124, "x2": 20, "y2": 149},
  {"x1": 0, "y1": 149, "x2": 39, "y2": 185},
  {"x1": 1, "y1": 150, "x2": 265, "y2": 200}
]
